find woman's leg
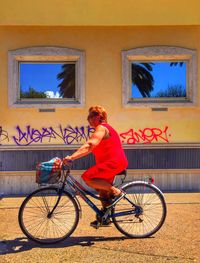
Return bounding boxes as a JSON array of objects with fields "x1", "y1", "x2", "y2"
[
  {"x1": 98, "y1": 190, "x2": 112, "y2": 208},
  {"x1": 85, "y1": 178, "x2": 121, "y2": 196},
  {"x1": 82, "y1": 165, "x2": 122, "y2": 199}
]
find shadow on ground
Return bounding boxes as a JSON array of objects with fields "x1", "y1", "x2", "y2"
[{"x1": 1, "y1": 235, "x2": 144, "y2": 255}]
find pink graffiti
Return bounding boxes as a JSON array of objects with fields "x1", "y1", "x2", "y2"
[{"x1": 120, "y1": 126, "x2": 171, "y2": 144}]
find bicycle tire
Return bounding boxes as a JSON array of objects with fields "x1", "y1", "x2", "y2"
[
  {"x1": 18, "y1": 187, "x2": 79, "y2": 244},
  {"x1": 112, "y1": 181, "x2": 167, "y2": 238}
]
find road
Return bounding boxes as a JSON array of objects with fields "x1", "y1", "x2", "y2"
[{"x1": 0, "y1": 193, "x2": 199, "y2": 263}]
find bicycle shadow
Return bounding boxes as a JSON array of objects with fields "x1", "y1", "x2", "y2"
[{"x1": 1, "y1": 235, "x2": 152, "y2": 255}]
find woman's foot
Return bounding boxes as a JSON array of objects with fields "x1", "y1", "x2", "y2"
[
  {"x1": 90, "y1": 218, "x2": 112, "y2": 228},
  {"x1": 106, "y1": 190, "x2": 126, "y2": 208},
  {"x1": 90, "y1": 208, "x2": 112, "y2": 228}
]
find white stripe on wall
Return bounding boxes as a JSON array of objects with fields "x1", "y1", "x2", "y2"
[{"x1": 0, "y1": 169, "x2": 199, "y2": 196}]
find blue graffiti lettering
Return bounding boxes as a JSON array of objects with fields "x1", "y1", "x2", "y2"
[{"x1": 13, "y1": 125, "x2": 94, "y2": 146}]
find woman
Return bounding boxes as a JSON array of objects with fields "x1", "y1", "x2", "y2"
[{"x1": 64, "y1": 106, "x2": 128, "y2": 226}]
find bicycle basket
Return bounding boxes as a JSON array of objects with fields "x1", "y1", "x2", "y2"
[{"x1": 36, "y1": 157, "x2": 62, "y2": 184}]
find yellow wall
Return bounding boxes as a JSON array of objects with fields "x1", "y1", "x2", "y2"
[
  {"x1": 0, "y1": 26, "x2": 200, "y2": 145},
  {"x1": 0, "y1": 0, "x2": 200, "y2": 26}
]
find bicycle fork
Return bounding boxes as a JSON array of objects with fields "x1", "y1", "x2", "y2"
[{"x1": 47, "y1": 188, "x2": 64, "y2": 218}]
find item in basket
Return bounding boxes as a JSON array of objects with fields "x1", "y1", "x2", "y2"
[{"x1": 36, "y1": 157, "x2": 62, "y2": 184}]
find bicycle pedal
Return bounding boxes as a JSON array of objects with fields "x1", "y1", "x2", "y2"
[
  {"x1": 100, "y1": 224, "x2": 112, "y2": 227},
  {"x1": 91, "y1": 224, "x2": 100, "y2": 229},
  {"x1": 90, "y1": 220, "x2": 101, "y2": 229}
]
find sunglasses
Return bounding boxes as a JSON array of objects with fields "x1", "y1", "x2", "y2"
[{"x1": 87, "y1": 112, "x2": 99, "y2": 121}]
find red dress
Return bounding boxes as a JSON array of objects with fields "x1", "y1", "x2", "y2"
[{"x1": 82, "y1": 123, "x2": 128, "y2": 184}]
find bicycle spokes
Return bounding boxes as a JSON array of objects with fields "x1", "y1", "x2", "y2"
[
  {"x1": 112, "y1": 182, "x2": 167, "y2": 238},
  {"x1": 19, "y1": 187, "x2": 79, "y2": 244}
]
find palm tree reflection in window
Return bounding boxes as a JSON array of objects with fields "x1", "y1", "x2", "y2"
[
  {"x1": 57, "y1": 64, "x2": 76, "y2": 98},
  {"x1": 131, "y1": 62, "x2": 186, "y2": 99},
  {"x1": 131, "y1": 63, "x2": 154, "y2": 98}
]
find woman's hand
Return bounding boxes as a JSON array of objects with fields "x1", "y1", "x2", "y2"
[{"x1": 63, "y1": 155, "x2": 73, "y2": 166}]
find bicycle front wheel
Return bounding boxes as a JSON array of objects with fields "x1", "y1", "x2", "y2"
[
  {"x1": 19, "y1": 187, "x2": 79, "y2": 244},
  {"x1": 112, "y1": 181, "x2": 167, "y2": 238}
]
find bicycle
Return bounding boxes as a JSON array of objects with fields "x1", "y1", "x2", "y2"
[{"x1": 18, "y1": 164, "x2": 167, "y2": 244}]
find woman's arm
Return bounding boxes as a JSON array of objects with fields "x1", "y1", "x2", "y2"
[{"x1": 63, "y1": 125, "x2": 106, "y2": 163}]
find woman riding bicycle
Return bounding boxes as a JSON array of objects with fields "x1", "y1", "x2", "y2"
[
  {"x1": 19, "y1": 108, "x2": 166, "y2": 241},
  {"x1": 64, "y1": 106, "x2": 128, "y2": 226}
]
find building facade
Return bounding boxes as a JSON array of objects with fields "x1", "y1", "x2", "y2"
[{"x1": 0, "y1": 0, "x2": 200, "y2": 195}]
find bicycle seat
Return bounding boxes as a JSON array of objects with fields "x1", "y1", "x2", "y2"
[
  {"x1": 113, "y1": 170, "x2": 127, "y2": 186},
  {"x1": 116, "y1": 170, "x2": 127, "y2": 176}
]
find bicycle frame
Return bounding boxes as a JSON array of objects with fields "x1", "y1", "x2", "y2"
[
  {"x1": 66, "y1": 173, "x2": 105, "y2": 218},
  {"x1": 60, "y1": 168, "x2": 138, "y2": 220}
]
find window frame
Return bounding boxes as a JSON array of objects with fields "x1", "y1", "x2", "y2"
[
  {"x1": 8, "y1": 46, "x2": 85, "y2": 108},
  {"x1": 122, "y1": 46, "x2": 198, "y2": 108}
]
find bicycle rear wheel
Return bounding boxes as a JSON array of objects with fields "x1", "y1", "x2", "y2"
[
  {"x1": 112, "y1": 181, "x2": 167, "y2": 238},
  {"x1": 19, "y1": 187, "x2": 79, "y2": 244}
]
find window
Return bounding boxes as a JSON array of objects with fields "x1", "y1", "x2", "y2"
[
  {"x1": 122, "y1": 46, "x2": 197, "y2": 107},
  {"x1": 8, "y1": 47, "x2": 85, "y2": 108}
]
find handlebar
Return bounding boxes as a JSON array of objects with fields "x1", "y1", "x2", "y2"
[{"x1": 61, "y1": 160, "x2": 73, "y2": 173}]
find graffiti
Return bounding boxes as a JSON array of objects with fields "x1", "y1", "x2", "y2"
[
  {"x1": 0, "y1": 124, "x2": 171, "y2": 146},
  {"x1": 119, "y1": 126, "x2": 171, "y2": 144},
  {"x1": 13, "y1": 125, "x2": 95, "y2": 146},
  {"x1": 0, "y1": 126, "x2": 9, "y2": 144}
]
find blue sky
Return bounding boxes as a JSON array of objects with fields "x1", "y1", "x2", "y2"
[
  {"x1": 20, "y1": 61, "x2": 187, "y2": 98},
  {"x1": 132, "y1": 62, "x2": 187, "y2": 98},
  {"x1": 20, "y1": 63, "x2": 64, "y2": 93}
]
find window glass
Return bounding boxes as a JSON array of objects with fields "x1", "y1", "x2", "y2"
[
  {"x1": 122, "y1": 46, "x2": 197, "y2": 107},
  {"x1": 8, "y1": 46, "x2": 85, "y2": 108},
  {"x1": 131, "y1": 61, "x2": 187, "y2": 99},
  {"x1": 19, "y1": 63, "x2": 76, "y2": 99}
]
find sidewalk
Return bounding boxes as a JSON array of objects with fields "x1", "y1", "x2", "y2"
[{"x1": 0, "y1": 193, "x2": 199, "y2": 263}]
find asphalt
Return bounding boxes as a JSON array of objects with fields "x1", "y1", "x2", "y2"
[{"x1": 0, "y1": 192, "x2": 199, "y2": 263}]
